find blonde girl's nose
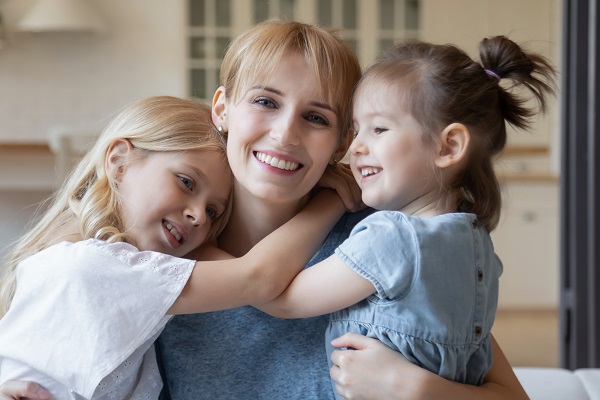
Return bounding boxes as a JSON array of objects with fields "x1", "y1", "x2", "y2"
[{"x1": 187, "y1": 203, "x2": 207, "y2": 226}]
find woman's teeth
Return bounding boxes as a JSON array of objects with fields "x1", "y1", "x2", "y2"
[
  {"x1": 255, "y1": 152, "x2": 300, "y2": 171},
  {"x1": 361, "y1": 167, "x2": 382, "y2": 176},
  {"x1": 163, "y1": 221, "x2": 182, "y2": 242}
]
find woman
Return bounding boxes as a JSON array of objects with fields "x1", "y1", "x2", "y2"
[{"x1": 0, "y1": 20, "x2": 528, "y2": 400}]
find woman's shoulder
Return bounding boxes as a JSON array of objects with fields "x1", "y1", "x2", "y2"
[{"x1": 307, "y1": 208, "x2": 376, "y2": 266}]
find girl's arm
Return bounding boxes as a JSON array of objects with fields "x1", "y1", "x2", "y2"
[
  {"x1": 329, "y1": 333, "x2": 529, "y2": 400},
  {"x1": 169, "y1": 189, "x2": 350, "y2": 315},
  {"x1": 253, "y1": 253, "x2": 375, "y2": 318}
]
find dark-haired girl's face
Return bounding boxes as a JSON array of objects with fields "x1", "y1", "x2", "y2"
[{"x1": 350, "y1": 81, "x2": 439, "y2": 215}]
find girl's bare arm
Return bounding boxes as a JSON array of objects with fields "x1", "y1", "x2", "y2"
[{"x1": 169, "y1": 189, "x2": 347, "y2": 314}]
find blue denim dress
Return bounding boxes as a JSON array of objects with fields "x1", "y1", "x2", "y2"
[{"x1": 327, "y1": 211, "x2": 502, "y2": 397}]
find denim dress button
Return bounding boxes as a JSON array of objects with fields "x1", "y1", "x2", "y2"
[
  {"x1": 474, "y1": 326, "x2": 482, "y2": 336},
  {"x1": 477, "y1": 268, "x2": 484, "y2": 282}
]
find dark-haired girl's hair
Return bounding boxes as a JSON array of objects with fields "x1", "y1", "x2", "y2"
[{"x1": 359, "y1": 36, "x2": 556, "y2": 231}]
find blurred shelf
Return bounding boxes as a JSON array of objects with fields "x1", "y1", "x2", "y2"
[
  {"x1": 0, "y1": 142, "x2": 51, "y2": 153},
  {"x1": 0, "y1": 141, "x2": 55, "y2": 191}
]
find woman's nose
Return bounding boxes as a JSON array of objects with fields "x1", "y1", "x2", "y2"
[{"x1": 270, "y1": 114, "x2": 300, "y2": 146}]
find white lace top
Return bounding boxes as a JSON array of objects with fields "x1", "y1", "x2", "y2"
[{"x1": 0, "y1": 239, "x2": 195, "y2": 399}]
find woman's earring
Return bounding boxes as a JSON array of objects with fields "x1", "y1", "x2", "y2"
[
  {"x1": 218, "y1": 125, "x2": 228, "y2": 135},
  {"x1": 328, "y1": 159, "x2": 338, "y2": 169}
]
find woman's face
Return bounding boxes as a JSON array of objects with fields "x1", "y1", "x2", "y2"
[{"x1": 217, "y1": 53, "x2": 343, "y2": 206}]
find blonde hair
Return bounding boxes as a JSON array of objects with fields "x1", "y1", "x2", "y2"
[
  {"x1": 0, "y1": 96, "x2": 232, "y2": 317},
  {"x1": 220, "y1": 19, "x2": 361, "y2": 142}
]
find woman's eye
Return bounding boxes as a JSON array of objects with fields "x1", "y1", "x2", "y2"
[
  {"x1": 179, "y1": 176, "x2": 194, "y2": 190},
  {"x1": 254, "y1": 97, "x2": 276, "y2": 108},
  {"x1": 305, "y1": 114, "x2": 329, "y2": 126},
  {"x1": 206, "y1": 207, "x2": 219, "y2": 220}
]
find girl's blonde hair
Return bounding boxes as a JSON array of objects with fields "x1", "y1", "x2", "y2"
[
  {"x1": 220, "y1": 19, "x2": 362, "y2": 143},
  {"x1": 359, "y1": 36, "x2": 556, "y2": 232},
  {"x1": 0, "y1": 96, "x2": 231, "y2": 317}
]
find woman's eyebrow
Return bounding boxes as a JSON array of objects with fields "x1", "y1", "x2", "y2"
[{"x1": 250, "y1": 85, "x2": 334, "y2": 112}]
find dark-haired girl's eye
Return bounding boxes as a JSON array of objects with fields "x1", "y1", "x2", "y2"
[{"x1": 179, "y1": 176, "x2": 194, "y2": 190}]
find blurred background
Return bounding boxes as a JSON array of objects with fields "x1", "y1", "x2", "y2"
[{"x1": 0, "y1": 0, "x2": 561, "y2": 368}]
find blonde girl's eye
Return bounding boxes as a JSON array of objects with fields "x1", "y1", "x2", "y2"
[{"x1": 206, "y1": 207, "x2": 219, "y2": 220}]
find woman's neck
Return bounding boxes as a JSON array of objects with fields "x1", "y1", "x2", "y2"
[{"x1": 217, "y1": 183, "x2": 310, "y2": 257}]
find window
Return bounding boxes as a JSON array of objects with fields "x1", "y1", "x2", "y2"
[{"x1": 187, "y1": 0, "x2": 420, "y2": 99}]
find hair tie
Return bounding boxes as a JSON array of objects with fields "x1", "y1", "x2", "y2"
[{"x1": 484, "y1": 69, "x2": 501, "y2": 82}]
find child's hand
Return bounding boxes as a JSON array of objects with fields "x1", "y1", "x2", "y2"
[
  {"x1": 0, "y1": 381, "x2": 50, "y2": 399},
  {"x1": 318, "y1": 162, "x2": 363, "y2": 212}
]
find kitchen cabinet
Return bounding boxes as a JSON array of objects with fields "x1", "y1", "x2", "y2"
[{"x1": 492, "y1": 180, "x2": 560, "y2": 309}]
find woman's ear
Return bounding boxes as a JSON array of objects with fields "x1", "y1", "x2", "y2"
[
  {"x1": 435, "y1": 123, "x2": 470, "y2": 169},
  {"x1": 105, "y1": 139, "x2": 133, "y2": 185},
  {"x1": 212, "y1": 86, "x2": 228, "y2": 132}
]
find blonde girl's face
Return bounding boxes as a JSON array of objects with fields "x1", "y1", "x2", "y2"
[
  {"x1": 220, "y1": 53, "x2": 342, "y2": 206},
  {"x1": 350, "y1": 81, "x2": 438, "y2": 213},
  {"x1": 116, "y1": 149, "x2": 232, "y2": 257}
]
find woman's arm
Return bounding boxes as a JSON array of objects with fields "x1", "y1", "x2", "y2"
[
  {"x1": 169, "y1": 189, "x2": 349, "y2": 314},
  {"x1": 329, "y1": 333, "x2": 529, "y2": 400},
  {"x1": 0, "y1": 381, "x2": 50, "y2": 400}
]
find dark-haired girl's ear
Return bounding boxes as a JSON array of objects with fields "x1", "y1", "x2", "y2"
[
  {"x1": 212, "y1": 86, "x2": 228, "y2": 132},
  {"x1": 105, "y1": 139, "x2": 133, "y2": 186},
  {"x1": 434, "y1": 123, "x2": 470, "y2": 169}
]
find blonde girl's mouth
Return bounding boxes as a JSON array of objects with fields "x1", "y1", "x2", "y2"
[
  {"x1": 255, "y1": 151, "x2": 302, "y2": 171},
  {"x1": 163, "y1": 220, "x2": 182, "y2": 242}
]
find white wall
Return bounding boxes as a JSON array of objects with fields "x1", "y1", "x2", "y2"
[{"x1": 0, "y1": 0, "x2": 187, "y2": 142}]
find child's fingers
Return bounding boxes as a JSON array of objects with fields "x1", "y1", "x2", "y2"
[
  {"x1": 330, "y1": 332, "x2": 372, "y2": 350},
  {"x1": 319, "y1": 164, "x2": 362, "y2": 211},
  {"x1": 0, "y1": 381, "x2": 50, "y2": 400}
]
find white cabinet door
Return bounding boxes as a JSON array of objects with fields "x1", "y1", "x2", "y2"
[{"x1": 492, "y1": 181, "x2": 560, "y2": 309}]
